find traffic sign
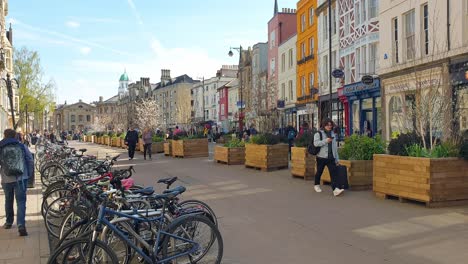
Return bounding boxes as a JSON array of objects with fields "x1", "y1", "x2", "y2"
[
  {"x1": 361, "y1": 75, "x2": 374, "y2": 85},
  {"x1": 331, "y1": 69, "x2": 344, "y2": 78}
]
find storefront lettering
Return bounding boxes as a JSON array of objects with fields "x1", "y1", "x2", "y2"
[
  {"x1": 387, "y1": 78, "x2": 441, "y2": 94},
  {"x1": 343, "y1": 79, "x2": 380, "y2": 95}
]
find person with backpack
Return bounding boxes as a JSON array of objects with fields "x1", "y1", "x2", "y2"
[
  {"x1": 0, "y1": 129, "x2": 34, "y2": 236},
  {"x1": 286, "y1": 124, "x2": 297, "y2": 156},
  {"x1": 312, "y1": 118, "x2": 344, "y2": 197},
  {"x1": 125, "y1": 126, "x2": 139, "y2": 160}
]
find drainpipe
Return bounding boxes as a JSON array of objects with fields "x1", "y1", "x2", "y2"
[{"x1": 447, "y1": 0, "x2": 450, "y2": 51}]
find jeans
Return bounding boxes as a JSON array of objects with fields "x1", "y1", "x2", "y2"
[
  {"x1": 143, "y1": 143, "x2": 152, "y2": 159},
  {"x1": 1, "y1": 179, "x2": 28, "y2": 227},
  {"x1": 128, "y1": 143, "x2": 136, "y2": 159},
  {"x1": 314, "y1": 157, "x2": 338, "y2": 190}
]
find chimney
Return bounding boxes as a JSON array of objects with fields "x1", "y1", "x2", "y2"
[
  {"x1": 6, "y1": 23, "x2": 12, "y2": 45},
  {"x1": 99, "y1": 96, "x2": 103, "y2": 102},
  {"x1": 79, "y1": 99, "x2": 82, "y2": 103},
  {"x1": 161, "y1": 69, "x2": 171, "y2": 83}
]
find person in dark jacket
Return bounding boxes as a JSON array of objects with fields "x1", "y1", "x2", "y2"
[
  {"x1": 125, "y1": 127, "x2": 139, "y2": 160},
  {"x1": 0, "y1": 129, "x2": 34, "y2": 236}
]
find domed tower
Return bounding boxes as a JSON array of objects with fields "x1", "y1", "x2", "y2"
[{"x1": 118, "y1": 70, "x2": 129, "y2": 95}]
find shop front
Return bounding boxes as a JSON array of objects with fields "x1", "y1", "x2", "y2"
[
  {"x1": 343, "y1": 78, "x2": 381, "y2": 137},
  {"x1": 296, "y1": 104, "x2": 317, "y2": 131},
  {"x1": 450, "y1": 58, "x2": 468, "y2": 133},
  {"x1": 319, "y1": 93, "x2": 344, "y2": 139}
]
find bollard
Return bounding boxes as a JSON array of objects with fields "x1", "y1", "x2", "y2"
[{"x1": 27, "y1": 153, "x2": 35, "y2": 188}]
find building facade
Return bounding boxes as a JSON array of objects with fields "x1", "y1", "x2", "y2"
[
  {"x1": 317, "y1": 0, "x2": 342, "y2": 127},
  {"x1": 278, "y1": 34, "x2": 298, "y2": 130},
  {"x1": 226, "y1": 79, "x2": 239, "y2": 132},
  {"x1": 296, "y1": 0, "x2": 319, "y2": 130},
  {"x1": 238, "y1": 47, "x2": 253, "y2": 132},
  {"x1": 251, "y1": 42, "x2": 269, "y2": 130},
  {"x1": 55, "y1": 100, "x2": 96, "y2": 132},
  {"x1": 378, "y1": 0, "x2": 468, "y2": 140},
  {"x1": 338, "y1": 0, "x2": 380, "y2": 136}
]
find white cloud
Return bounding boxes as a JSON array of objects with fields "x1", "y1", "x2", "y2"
[
  {"x1": 66, "y1": 21, "x2": 80, "y2": 28},
  {"x1": 79, "y1": 47, "x2": 91, "y2": 55},
  {"x1": 127, "y1": 0, "x2": 144, "y2": 25}
]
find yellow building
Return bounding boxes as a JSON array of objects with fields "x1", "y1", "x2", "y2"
[{"x1": 296, "y1": 0, "x2": 319, "y2": 128}]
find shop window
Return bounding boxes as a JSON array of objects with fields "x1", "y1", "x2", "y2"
[{"x1": 389, "y1": 96, "x2": 404, "y2": 136}]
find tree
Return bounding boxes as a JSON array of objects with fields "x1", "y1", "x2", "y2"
[
  {"x1": 135, "y1": 98, "x2": 162, "y2": 131},
  {"x1": 13, "y1": 47, "x2": 55, "y2": 129}
]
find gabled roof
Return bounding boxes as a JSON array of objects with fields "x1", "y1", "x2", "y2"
[
  {"x1": 152, "y1": 74, "x2": 195, "y2": 91},
  {"x1": 104, "y1": 95, "x2": 119, "y2": 103}
]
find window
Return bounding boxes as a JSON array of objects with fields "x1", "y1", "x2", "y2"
[
  {"x1": 369, "y1": 0, "x2": 378, "y2": 19},
  {"x1": 393, "y1": 17, "x2": 399, "y2": 63},
  {"x1": 369, "y1": 42, "x2": 378, "y2": 73},
  {"x1": 309, "y1": 72, "x2": 315, "y2": 90},
  {"x1": 270, "y1": 31, "x2": 276, "y2": 49},
  {"x1": 405, "y1": 10, "x2": 416, "y2": 60},
  {"x1": 270, "y1": 58, "x2": 276, "y2": 75},
  {"x1": 309, "y1": 7, "x2": 314, "y2": 25},
  {"x1": 301, "y1": 76, "x2": 306, "y2": 97},
  {"x1": 323, "y1": 14, "x2": 328, "y2": 40},
  {"x1": 362, "y1": 45, "x2": 367, "y2": 74},
  {"x1": 301, "y1": 14, "x2": 306, "y2": 32},
  {"x1": 78, "y1": 115, "x2": 83, "y2": 122},
  {"x1": 71, "y1": 115, "x2": 75, "y2": 122},
  {"x1": 309, "y1": 37, "x2": 314, "y2": 56},
  {"x1": 345, "y1": 55, "x2": 351, "y2": 84},
  {"x1": 323, "y1": 55, "x2": 329, "y2": 86},
  {"x1": 301, "y1": 42, "x2": 306, "y2": 59},
  {"x1": 281, "y1": 53, "x2": 286, "y2": 72},
  {"x1": 356, "y1": 48, "x2": 361, "y2": 78},
  {"x1": 281, "y1": 83, "x2": 286, "y2": 99},
  {"x1": 86, "y1": 115, "x2": 91, "y2": 122},
  {"x1": 332, "y1": 51, "x2": 337, "y2": 70},
  {"x1": 361, "y1": 0, "x2": 367, "y2": 24},
  {"x1": 332, "y1": 7, "x2": 336, "y2": 35},
  {"x1": 422, "y1": 4, "x2": 429, "y2": 55},
  {"x1": 344, "y1": 13, "x2": 350, "y2": 35},
  {"x1": 289, "y1": 80, "x2": 294, "y2": 101},
  {"x1": 288, "y1": 49, "x2": 293, "y2": 68}
]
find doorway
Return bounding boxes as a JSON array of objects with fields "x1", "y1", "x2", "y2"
[{"x1": 361, "y1": 109, "x2": 373, "y2": 136}]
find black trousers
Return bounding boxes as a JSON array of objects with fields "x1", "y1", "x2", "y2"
[
  {"x1": 315, "y1": 157, "x2": 338, "y2": 190},
  {"x1": 143, "y1": 143, "x2": 152, "y2": 158},
  {"x1": 128, "y1": 143, "x2": 136, "y2": 159}
]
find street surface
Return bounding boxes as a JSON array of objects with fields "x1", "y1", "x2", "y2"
[{"x1": 72, "y1": 141, "x2": 468, "y2": 264}]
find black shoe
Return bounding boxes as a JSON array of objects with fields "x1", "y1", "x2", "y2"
[
  {"x1": 3, "y1": 223, "x2": 12, "y2": 229},
  {"x1": 18, "y1": 226, "x2": 28, "y2": 236}
]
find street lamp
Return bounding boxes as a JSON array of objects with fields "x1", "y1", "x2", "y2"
[{"x1": 228, "y1": 46, "x2": 244, "y2": 132}]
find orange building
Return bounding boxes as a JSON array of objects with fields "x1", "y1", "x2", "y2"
[{"x1": 296, "y1": 0, "x2": 319, "y2": 129}]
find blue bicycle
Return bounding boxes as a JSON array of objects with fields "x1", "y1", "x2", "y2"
[{"x1": 47, "y1": 188, "x2": 223, "y2": 264}]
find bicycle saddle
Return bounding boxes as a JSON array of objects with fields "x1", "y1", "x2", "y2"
[
  {"x1": 157, "y1": 177, "x2": 178, "y2": 186},
  {"x1": 79, "y1": 148, "x2": 87, "y2": 153}
]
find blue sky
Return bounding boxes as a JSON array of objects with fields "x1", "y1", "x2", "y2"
[{"x1": 9, "y1": 0, "x2": 298, "y2": 104}]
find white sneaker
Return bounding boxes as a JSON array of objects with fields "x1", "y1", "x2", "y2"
[
  {"x1": 333, "y1": 188, "x2": 344, "y2": 197},
  {"x1": 314, "y1": 185, "x2": 322, "y2": 193}
]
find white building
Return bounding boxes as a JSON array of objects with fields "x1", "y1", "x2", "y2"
[
  {"x1": 227, "y1": 79, "x2": 239, "y2": 130},
  {"x1": 379, "y1": 0, "x2": 468, "y2": 139},
  {"x1": 278, "y1": 34, "x2": 297, "y2": 129},
  {"x1": 317, "y1": 0, "x2": 341, "y2": 122}
]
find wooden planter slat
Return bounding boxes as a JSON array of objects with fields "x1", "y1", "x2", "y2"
[
  {"x1": 373, "y1": 154, "x2": 468, "y2": 207},
  {"x1": 245, "y1": 144, "x2": 288, "y2": 171},
  {"x1": 164, "y1": 141, "x2": 172, "y2": 156},
  {"x1": 320, "y1": 160, "x2": 373, "y2": 190},
  {"x1": 172, "y1": 139, "x2": 208, "y2": 158},
  {"x1": 290, "y1": 147, "x2": 315, "y2": 180},
  {"x1": 151, "y1": 142, "x2": 164, "y2": 153},
  {"x1": 214, "y1": 146, "x2": 245, "y2": 165}
]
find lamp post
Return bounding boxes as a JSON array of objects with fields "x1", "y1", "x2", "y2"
[
  {"x1": 328, "y1": 0, "x2": 333, "y2": 120},
  {"x1": 228, "y1": 46, "x2": 244, "y2": 132}
]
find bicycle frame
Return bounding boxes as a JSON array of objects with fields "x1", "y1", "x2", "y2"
[{"x1": 91, "y1": 203, "x2": 200, "y2": 263}]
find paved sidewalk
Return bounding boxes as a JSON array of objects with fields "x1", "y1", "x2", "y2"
[{"x1": 0, "y1": 177, "x2": 49, "y2": 264}]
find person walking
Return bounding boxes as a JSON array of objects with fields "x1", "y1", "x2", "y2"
[
  {"x1": 286, "y1": 124, "x2": 297, "y2": 158},
  {"x1": 0, "y1": 129, "x2": 34, "y2": 236},
  {"x1": 142, "y1": 128, "x2": 154, "y2": 160},
  {"x1": 313, "y1": 118, "x2": 344, "y2": 197},
  {"x1": 124, "y1": 127, "x2": 139, "y2": 160}
]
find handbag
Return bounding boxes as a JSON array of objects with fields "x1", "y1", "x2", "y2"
[{"x1": 307, "y1": 132, "x2": 323, "y2": 155}]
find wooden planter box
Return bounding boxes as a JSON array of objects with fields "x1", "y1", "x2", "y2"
[
  {"x1": 152, "y1": 142, "x2": 164, "y2": 153},
  {"x1": 214, "y1": 146, "x2": 245, "y2": 165},
  {"x1": 139, "y1": 139, "x2": 144, "y2": 153},
  {"x1": 96, "y1": 137, "x2": 101, "y2": 144},
  {"x1": 245, "y1": 144, "x2": 289, "y2": 171},
  {"x1": 111, "y1": 138, "x2": 119, "y2": 147},
  {"x1": 164, "y1": 141, "x2": 172, "y2": 156},
  {"x1": 172, "y1": 138, "x2": 208, "y2": 158},
  {"x1": 120, "y1": 138, "x2": 127, "y2": 149},
  {"x1": 82, "y1": 136, "x2": 87, "y2": 142},
  {"x1": 373, "y1": 155, "x2": 468, "y2": 207},
  {"x1": 290, "y1": 147, "x2": 315, "y2": 180},
  {"x1": 216, "y1": 137, "x2": 226, "y2": 144},
  {"x1": 321, "y1": 160, "x2": 373, "y2": 190}
]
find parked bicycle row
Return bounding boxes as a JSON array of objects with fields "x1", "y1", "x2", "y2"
[{"x1": 36, "y1": 139, "x2": 223, "y2": 263}]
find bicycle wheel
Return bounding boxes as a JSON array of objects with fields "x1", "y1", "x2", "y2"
[
  {"x1": 41, "y1": 163, "x2": 66, "y2": 187},
  {"x1": 161, "y1": 214, "x2": 223, "y2": 264},
  {"x1": 47, "y1": 237, "x2": 119, "y2": 264},
  {"x1": 45, "y1": 196, "x2": 74, "y2": 239},
  {"x1": 42, "y1": 188, "x2": 71, "y2": 217},
  {"x1": 57, "y1": 218, "x2": 96, "y2": 248},
  {"x1": 178, "y1": 199, "x2": 218, "y2": 226}
]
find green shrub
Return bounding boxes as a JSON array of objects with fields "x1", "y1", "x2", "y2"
[
  {"x1": 249, "y1": 133, "x2": 281, "y2": 145},
  {"x1": 460, "y1": 141, "x2": 468, "y2": 160},
  {"x1": 102, "y1": 133, "x2": 109, "y2": 138},
  {"x1": 95, "y1": 132, "x2": 102, "y2": 137},
  {"x1": 152, "y1": 135, "x2": 164, "y2": 142},
  {"x1": 174, "y1": 133, "x2": 205, "y2": 140},
  {"x1": 339, "y1": 134, "x2": 386, "y2": 160},
  {"x1": 119, "y1": 133, "x2": 126, "y2": 139},
  {"x1": 406, "y1": 142, "x2": 460, "y2": 158},
  {"x1": 388, "y1": 132, "x2": 422, "y2": 156},
  {"x1": 224, "y1": 138, "x2": 245, "y2": 148},
  {"x1": 405, "y1": 144, "x2": 429, "y2": 157},
  {"x1": 294, "y1": 132, "x2": 313, "y2": 148}
]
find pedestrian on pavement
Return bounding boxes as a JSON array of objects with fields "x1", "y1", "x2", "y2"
[
  {"x1": 0, "y1": 129, "x2": 34, "y2": 236},
  {"x1": 313, "y1": 118, "x2": 344, "y2": 197},
  {"x1": 174, "y1": 126, "x2": 182, "y2": 136},
  {"x1": 142, "y1": 127, "x2": 153, "y2": 160},
  {"x1": 286, "y1": 124, "x2": 297, "y2": 158},
  {"x1": 124, "y1": 126, "x2": 139, "y2": 160}
]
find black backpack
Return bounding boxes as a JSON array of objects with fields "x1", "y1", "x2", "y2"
[
  {"x1": 307, "y1": 132, "x2": 323, "y2": 155},
  {"x1": 0, "y1": 143, "x2": 25, "y2": 177}
]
